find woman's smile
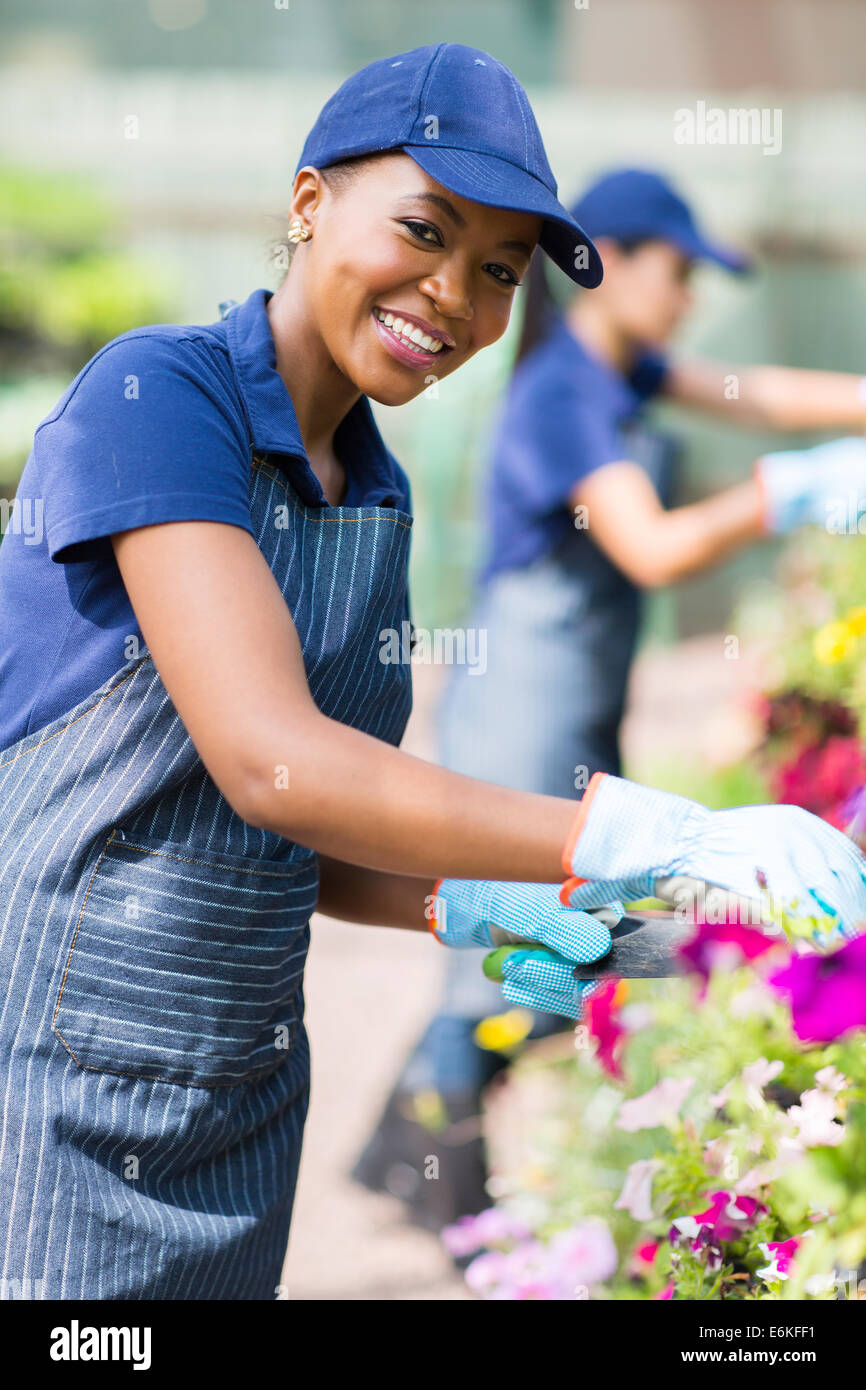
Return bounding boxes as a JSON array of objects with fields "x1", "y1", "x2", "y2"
[{"x1": 371, "y1": 305, "x2": 456, "y2": 372}]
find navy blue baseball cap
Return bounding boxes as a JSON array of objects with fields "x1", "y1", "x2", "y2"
[
  {"x1": 293, "y1": 42, "x2": 604, "y2": 289},
  {"x1": 569, "y1": 168, "x2": 752, "y2": 274}
]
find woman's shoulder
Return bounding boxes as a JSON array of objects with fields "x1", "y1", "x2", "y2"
[{"x1": 35, "y1": 314, "x2": 237, "y2": 440}]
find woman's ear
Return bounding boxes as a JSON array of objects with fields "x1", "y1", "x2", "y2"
[{"x1": 288, "y1": 165, "x2": 328, "y2": 232}]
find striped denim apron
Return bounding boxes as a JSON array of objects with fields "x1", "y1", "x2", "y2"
[{"x1": 0, "y1": 456, "x2": 413, "y2": 1300}]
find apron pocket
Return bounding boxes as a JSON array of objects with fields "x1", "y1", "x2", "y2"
[{"x1": 52, "y1": 829, "x2": 317, "y2": 1087}]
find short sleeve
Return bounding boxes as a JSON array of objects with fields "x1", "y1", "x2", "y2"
[
  {"x1": 34, "y1": 333, "x2": 257, "y2": 565},
  {"x1": 502, "y1": 377, "x2": 628, "y2": 516}
]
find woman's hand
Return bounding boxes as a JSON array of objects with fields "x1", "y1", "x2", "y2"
[
  {"x1": 755, "y1": 436, "x2": 866, "y2": 534},
  {"x1": 429, "y1": 879, "x2": 622, "y2": 1018},
  {"x1": 562, "y1": 773, "x2": 866, "y2": 936}
]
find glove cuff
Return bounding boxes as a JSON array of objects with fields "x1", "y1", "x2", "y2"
[
  {"x1": 560, "y1": 771, "x2": 608, "y2": 900},
  {"x1": 428, "y1": 877, "x2": 446, "y2": 944},
  {"x1": 562, "y1": 773, "x2": 699, "y2": 888},
  {"x1": 754, "y1": 450, "x2": 811, "y2": 535}
]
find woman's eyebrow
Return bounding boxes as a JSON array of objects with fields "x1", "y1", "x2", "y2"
[{"x1": 395, "y1": 192, "x2": 534, "y2": 259}]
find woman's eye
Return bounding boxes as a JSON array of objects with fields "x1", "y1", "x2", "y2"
[
  {"x1": 486, "y1": 263, "x2": 521, "y2": 287},
  {"x1": 401, "y1": 219, "x2": 444, "y2": 247}
]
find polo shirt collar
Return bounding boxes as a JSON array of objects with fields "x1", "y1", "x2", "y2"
[{"x1": 224, "y1": 287, "x2": 404, "y2": 509}]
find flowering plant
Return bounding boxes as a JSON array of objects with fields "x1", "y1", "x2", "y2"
[{"x1": 447, "y1": 912, "x2": 866, "y2": 1301}]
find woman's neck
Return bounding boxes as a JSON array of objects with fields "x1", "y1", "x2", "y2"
[
  {"x1": 565, "y1": 296, "x2": 636, "y2": 375},
  {"x1": 265, "y1": 276, "x2": 361, "y2": 464}
]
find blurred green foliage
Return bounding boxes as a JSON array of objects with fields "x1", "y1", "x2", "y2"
[{"x1": 0, "y1": 164, "x2": 173, "y2": 480}]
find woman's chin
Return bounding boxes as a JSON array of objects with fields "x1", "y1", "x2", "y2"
[{"x1": 354, "y1": 368, "x2": 435, "y2": 408}]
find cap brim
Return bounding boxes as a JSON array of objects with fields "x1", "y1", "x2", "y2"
[
  {"x1": 403, "y1": 145, "x2": 604, "y2": 288},
  {"x1": 672, "y1": 229, "x2": 753, "y2": 275}
]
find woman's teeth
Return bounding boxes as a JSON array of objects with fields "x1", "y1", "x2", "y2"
[{"x1": 375, "y1": 308, "x2": 445, "y2": 354}]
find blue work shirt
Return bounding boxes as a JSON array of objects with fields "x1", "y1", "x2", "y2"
[
  {"x1": 0, "y1": 287, "x2": 412, "y2": 750},
  {"x1": 480, "y1": 313, "x2": 669, "y2": 582}
]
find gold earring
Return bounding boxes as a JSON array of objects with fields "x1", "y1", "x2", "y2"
[{"x1": 287, "y1": 218, "x2": 312, "y2": 244}]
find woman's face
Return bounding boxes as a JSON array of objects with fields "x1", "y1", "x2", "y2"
[
  {"x1": 290, "y1": 153, "x2": 543, "y2": 406},
  {"x1": 593, "y1": 237, "x2": 695, "y2": 346}
]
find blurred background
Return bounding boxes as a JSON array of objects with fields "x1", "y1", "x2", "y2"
[{"x1": 2, "y1": 0, "x2": 865, "y2": 1297}]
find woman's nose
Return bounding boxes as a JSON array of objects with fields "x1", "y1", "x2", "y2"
[{"x1": 419, "y1": 273, "x2": 474, "y2": 323}]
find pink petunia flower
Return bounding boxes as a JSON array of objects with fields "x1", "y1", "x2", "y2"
[
  {"x1": 629, "y1": 1241, "x2": 660, "y2": 1276},
  {"x1": 757, "y1": 1233, "x2": 814, "y2": 1282},
  {"x1": 464, "y1": 1222, "x2": 617, "y2": 1300},
  {"x1": 546, "y1": 1221, "x2": 618, "y2": 1288},
  {"x1": 769, "y1": 935, "x2": 866, "y2": 1042},
  {"x1": 584, "y1": 977, "x2": 627, "y2": 1079},
  {"x1": 442, "y1": 1206, "x2": 532, "y2": 1257},
  {"x1": 616, "y1": 1076, "x2": 694, "y2": 1133}
]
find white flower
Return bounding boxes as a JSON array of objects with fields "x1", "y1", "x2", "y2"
[
  {"x1": 671, "y1": 1215, "x2": 701, "y2": 1239},
  {"x1": 788, "y1": 1089, "x2": 845, "y2": 1148},
  {"x1": 614, "y1": 1159, "x2": 661, "y2": 1222},
  {"x1": 814, "y1": 1065, "x2": 849, "y2": 1095},
  {"x1": 741, "y1": 1057, "x2": 784, "y2": 1110}
]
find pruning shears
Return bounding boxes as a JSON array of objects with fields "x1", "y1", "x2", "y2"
[
  {"x1": 482, "y1": 879, "x2": 768, "y2": 983},
  {"x1": 483, "y1": 909, "x2": 693, "y2": 984}
]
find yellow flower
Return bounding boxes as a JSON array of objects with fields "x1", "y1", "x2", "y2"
[
  {"x1": 474, "y1": 1008, "x2": 534, "y2": 1053},
  {"x1": 410, "y1": 1089, "x2": 448, "y2": 1132},
  {"x1": 846, "y1": 606, "x2": 866, "y2": 636},
  {"x1": 813, "y1": 621, "x2": 854, "y2": 665}
]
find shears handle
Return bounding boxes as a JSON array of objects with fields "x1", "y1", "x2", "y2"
[{"x1": 483, "y1": 911, "x2": 694, "y2": 983}]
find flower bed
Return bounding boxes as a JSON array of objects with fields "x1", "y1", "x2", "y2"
[
  {"x1": 446, "y1": 531, "x2": 866, "y2": 1301},
  {"x1": 446, "y1": 920, "x2": 866, "y2": 1301}
]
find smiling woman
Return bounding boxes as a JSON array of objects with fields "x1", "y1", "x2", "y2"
[{"x1": 1, "y1": 40, "x2": 863, "y2": 1305}]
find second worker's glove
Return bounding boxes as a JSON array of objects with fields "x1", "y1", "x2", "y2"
[{"x1": 754, "y1": 436, "x2": 866, "y2": 534}]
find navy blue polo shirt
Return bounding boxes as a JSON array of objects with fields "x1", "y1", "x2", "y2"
[
  {"x1": 0, "y1": 287, "x2": 412, "y2": 750},
  {"x1": 480, "y1": 313, "x2": 668, "y2": 581}
]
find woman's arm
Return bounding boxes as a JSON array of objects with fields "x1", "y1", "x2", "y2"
[
  {"x1": 111, "y1": 521, "x2": 575, "y2": 883},
  {"x1": 317, "y1": 856, "x2": 435, "y2": 930},
  {"x1": 665, "y1": 359, "x2": 866, "y2": 431},
  {"x1": 570, "y1": 460, "x2": 764, "y2": 588}
]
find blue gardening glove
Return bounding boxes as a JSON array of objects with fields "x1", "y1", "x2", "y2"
[
  {"x1": 562, "y1": 773, "x2": 866, "y2": 937},
  {"x1": 755, "y1": 436, "x2": 866, "y2": 534},
  {"x1": 429, "y1": 879, "x2": 623, "y2": 1019}
]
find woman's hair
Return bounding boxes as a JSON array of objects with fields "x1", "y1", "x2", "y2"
[
  {"x1": 512, "y1": 236, "x2": 652, "y2": 369},
  {"x1": 513, "y1": 250, "x2": 561, "y2": 367},
  {"x1": 269, "y1": 151, "x2": 396, "y2": 282}
]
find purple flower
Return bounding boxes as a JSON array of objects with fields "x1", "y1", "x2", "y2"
[
  {"x1": 669, "y1": 1190, "x2": 766, "y2": 1261},
  {"x1": 442, "y1": 1206, "x2": 532, "y2": 1257},
  {"x1": 769, "y1": 934, "x2": 866, "y2": 1042},
  {"x1": 678, "y1": 920, "x2": 781, "y2": 983}
]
